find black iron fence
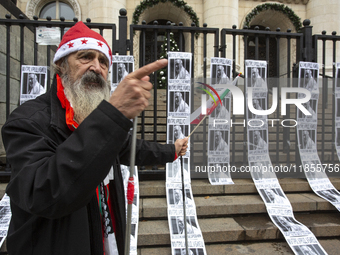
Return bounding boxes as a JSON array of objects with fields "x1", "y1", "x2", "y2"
[{"x1": 1, "y1": 8, "x2": 340, "y2": 179}]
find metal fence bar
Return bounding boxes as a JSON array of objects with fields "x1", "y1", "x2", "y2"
[
  {"x1": 5, "y1": 15, "x2": 11, "y2": 120},
  {"x1": 275, "y1": 30, "x2": 281, "y2": 165},
  {"x1": 332, "y1": 32, "x2": 337, "y2": 164},
  {"x1": 321, "y1": 33, "x2": 327, "y2": 162},
  {"x1": 284, "y1": 30, "x2": 292, "y2": 165},
  {"x1": 202, "y1": 24, "x2": 208, "y2": 169}
]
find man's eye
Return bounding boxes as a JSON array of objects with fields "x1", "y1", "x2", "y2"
[{"x1": 100, "y1": 59, "x2": 107, "y2": 65}]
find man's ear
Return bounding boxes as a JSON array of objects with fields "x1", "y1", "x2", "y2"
[{"x1": 53, "y1": 57, "x2": 67, "y2": 76}]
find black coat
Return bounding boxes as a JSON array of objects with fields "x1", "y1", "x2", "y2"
[{"x1": 1, "y1": 76, "x2": 175, "y2": 255}]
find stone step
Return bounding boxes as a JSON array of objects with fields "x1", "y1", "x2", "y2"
[
  {"x1": 139, "y1": 239, "x2": 340, "y2": 255},
  {"x1": 139, "y1": 192, "x2": 338, "y2": 219},
  {"x1": 137, "y1": 212, "x2": 340, "y2": 247},
  {"x1": 139, "y1": 178, "x2": 340, "y2": 197}
]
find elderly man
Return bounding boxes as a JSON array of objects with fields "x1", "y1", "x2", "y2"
[
  {"x1": 300, "y1": 245, "x2": 319, "y2": 255},
  {"x1": 304, "y1": 69, "x2": 318, "y2": 91},
  {"x1": 117, "y1": 63, "x2": 128, "y2": 83},
  {"x1": 265, "y1": 189, "x2": 287, "y2": 204},
  {"x1": 174, "y1": 59, "x2": 190, "y2": 79},
  {"x1": 254, "y1": 130, "x2": 267, "y2": 150},
  {"x1": 214, "y1": 130, "x2": 228, "y2": 152},
  {"x1": 251, "y1": 67, "x2": 266, "y2": 88},
  {"x1": 174, "y1": 92, "x2": 190, "y2": 113},
  {"x1": 2, "y1": 21, "x2": 188, "y2": 255},
  {"x1": 216, "y1": 65, "x2": 229, "y2": 84},
  {"x1": 173, "y1": 189, "x2": 194, "y2": 206},
  {"x1": 28, "y1": 73, "x2": 44, "y2": 94},
  {"x1": 174, "y1": 125, "x2": 186, "y2": 140},
  {"x1": 302, "y1": 130, "x2": 315, "y2": 149},
  {"x1": 276, "y1": 216, "x2": 302, "y2": 232}
]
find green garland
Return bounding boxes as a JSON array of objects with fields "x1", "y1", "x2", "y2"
[
  {"x1": 244, "y1": 3, "x2": 302, "y2": 32},
  {"x1": 132, "y1": 0, "x2": 199, "y2": 27}
]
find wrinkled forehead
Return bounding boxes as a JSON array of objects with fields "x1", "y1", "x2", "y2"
[{"x1": 71, "y1": 49, "x2": 109, "y2": 65}]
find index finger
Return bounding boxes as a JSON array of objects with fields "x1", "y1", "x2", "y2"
[{"x1": 129, "y1": 59, "x2": 168, "y2": 80}]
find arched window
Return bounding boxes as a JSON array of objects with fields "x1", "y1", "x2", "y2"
[{"x1": 39, "y1": 0, "x2": 75, "y2": 20}]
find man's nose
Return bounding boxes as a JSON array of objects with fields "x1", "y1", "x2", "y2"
[{"x1": 89, "y1": 58, "x2": 102, "y2": 74}]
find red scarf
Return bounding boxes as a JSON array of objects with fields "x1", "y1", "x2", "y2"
[{"x1": 56, "y1": 74, "x2": 79, "y2": 131}]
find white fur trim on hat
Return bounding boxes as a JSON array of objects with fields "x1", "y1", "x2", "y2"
[{"x1": 53, "y1": 37, "x2": 111, "y2": 65}]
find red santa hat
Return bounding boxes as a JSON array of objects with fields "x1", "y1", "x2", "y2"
[{"x1": 53, "y1": 21, "x2": 112, "y2": 65}]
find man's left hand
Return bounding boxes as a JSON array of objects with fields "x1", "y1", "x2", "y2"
[{"x1": 174, "y1": 137, "x2": 189, "y2": 157}]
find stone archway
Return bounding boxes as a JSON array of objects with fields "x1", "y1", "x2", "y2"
[
  {"x1": 242, "y1": 4, "x2": 301, "y2": 78},
  {"x1": 132, "y1": 2, "x2": 199, "y2": 75},
  {"x1": 26, "y1": 0, "x2": 81, "y2": 19},
  {"x1": 243, "y1": 3, "x2": 302, "y2": 33}
]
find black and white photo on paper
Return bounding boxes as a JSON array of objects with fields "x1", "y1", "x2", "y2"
[
  {"x1": 174, "y1": 248, "x2": 205, "y2": 255},
  {"x1": 169, "y1": 58, "x2": 191, "y2": 80},
  {"x1": 168, "y1": 188, "x2": 194, "y2": 206},
  {"x1": 292, "y1": 244, "x2": 324, "y2": 255},
  {"x1": 316, "y1": 189, "x2": 340, "y2": 203},
  {"x1": 167, "y1": 157, "x2": 190, "y2": 180},
  {"x1": 336, "y1": 98, "x2": 340, "y2": 118},
  {"x1": 174, "y1": 247, "x2": 204, "y2": 255},
  {"x1": 170, "y1": 215, "x2": 200, "y2": 235},
  {"x1": 112, "y1": 62, "x2": 133, "y2": 84},
  {"x1": 169, "y1": 216, "x2": 189, "y2": 235},
  {"x1": 246, "y1": 66, "x2": 266, "y2": 88},
  {"x1": 248, "y1": 130, "x2": 268, "y2": 151},
  {"x1": 337, "y1": 64, "x2": 340, "y2": 88},
  {"x1": 168, "y1": 124, "x2": 189, "y2": 144},
  {"x1": 337, "y1": 128, "x2": 340, "y2": 147},
  {"x1": 130, "y1": 224, "x2": 137, "y2": 238},
  {"x1": 20, "y1": 66, "x2": 48, "y2": 104},
  {"x1": 299, "y1": 130, "x2": 316, "y2": 150},
  {"x1": 207, "y1": 162, "x2": 231, "y2": 183},
  {"x1": 21, "y1": 72, "x2": 46, "y2": 95},
  {"x1": 210, "y1": 97, "x2": 230, "y2": 120},
  {"x1": 169, "y1": 91, "x2": 190, "y2": 114},
  {"x1": 271, "y1": 215, "x2": 305, "y2": 233},
  {"x1": 211, "y1": 64, "x2": 230, "y2": 85},
  {"x1": 300, "y1": 68, "x2": 318, "y2": 91},
  {"x1": 259, "y1": 188, "x2": 288, "y2": 204},
  {"x1": 209, "y1": 130, "x2": 229, "y2": 153}
]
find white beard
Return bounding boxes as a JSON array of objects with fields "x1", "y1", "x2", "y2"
[{"x1": 62, "y1": 71, "x2": 110, "y2": 124}]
